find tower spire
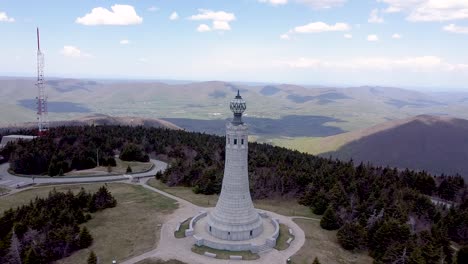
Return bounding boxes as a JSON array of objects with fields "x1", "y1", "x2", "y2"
[{"x1": 37, "y1": 27, "x2": 40, "y2": 51}]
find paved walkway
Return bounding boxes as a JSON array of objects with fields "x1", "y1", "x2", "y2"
[
  {"x1": 0, "y1": 159, "x2": 166, "y2": 188},
  {"x1": 121, "y1": 178, "x2": 306, "y2": 264}
]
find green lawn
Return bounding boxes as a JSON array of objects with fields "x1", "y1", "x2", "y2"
[
  {"x1": 148, "y1": 178, "x2": 219, "y2": 207},
  {"x1": 64, "y1": 158, "x2": 153, "y2": 176},
  {"x1": 291, "y1": 219, "x2": 373, "y2": 264},
  {"x1": 147, "y1": 178, "x2": 317, "y2": 218},
  {"x1": 0, "y1": 183, "x2": 178, "y2": 264},
  {"x1": 0, "y1": 187, "x2": 9, "y2": 195},
  {"x1": 175, "y1": 217, "x2": 191, "y2": 238},
  {"x1": 192, "y1": 245, "x2": 259, "y2": 260},
  {"x1": 275, "y1": 223, "x2": 294, "y2": 251}
]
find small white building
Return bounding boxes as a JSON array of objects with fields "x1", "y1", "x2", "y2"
[{"x1": 0, "y1": 135, "x2": 36, "y2": 149}]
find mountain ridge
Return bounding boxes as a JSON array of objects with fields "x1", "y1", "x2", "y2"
[{"x1": 320, "y1": 115, "x2": 468, "y2": 178}]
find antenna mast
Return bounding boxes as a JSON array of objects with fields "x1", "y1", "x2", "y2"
[{"x1": 36, "y1": 27, "x2": 48, "y2": 136}]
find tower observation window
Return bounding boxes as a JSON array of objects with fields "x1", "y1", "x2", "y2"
[
  {"x1": 234, "y1": 139, "x2": 237, "y2": 145},
  {"x1": 241, "y1": 139, "x2": 244, "y2": 145}
]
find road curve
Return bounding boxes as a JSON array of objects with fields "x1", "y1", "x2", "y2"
[{"x1": 0, "y1": 159, "x2": 166, "y2": 186}]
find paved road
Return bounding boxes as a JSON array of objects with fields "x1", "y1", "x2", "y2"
[{"x1": 0, "y1": 159, "x2": 166, "y2": 188}]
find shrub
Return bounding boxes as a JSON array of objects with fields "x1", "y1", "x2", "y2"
[{"x1": 320, "y1": 207, "x2": 341, "y2": 230}]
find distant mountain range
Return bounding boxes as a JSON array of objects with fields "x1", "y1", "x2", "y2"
[
  {"x1": 0, "y1": 114, "x2": 181, "y2": 130},
  {"x1": 316, "y1": 115, "x2": 468, "y2": 178},
  {"x1": 3, "y1": 77, "x2": 468, "y2": 177},
  {"x1": 2, "y1": 78, "x2": 468, "y2": 135}
]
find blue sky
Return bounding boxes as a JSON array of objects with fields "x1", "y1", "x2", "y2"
[{"x1": 2, "y1": 0, "x2": 468, "y2": 90}]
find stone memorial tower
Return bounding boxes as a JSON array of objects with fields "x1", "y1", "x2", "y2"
[{"x1": 206, "y1": 91, "x2": 263, "y2": 241}]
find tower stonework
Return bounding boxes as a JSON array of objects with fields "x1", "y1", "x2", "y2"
[{"x1": 207, "y1": 91, "x2": 263, "y2": 241}]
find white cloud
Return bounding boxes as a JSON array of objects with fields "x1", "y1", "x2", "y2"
[
  {"x1": 367, "y1": 34, "x2": 379, "y2": 41},
  {"x1": 258, "y1": 0, "x2": 346, "y2": 8},
  {"x1": 296, "y1": 0, "x2": 346, "y2": 9},
  {"x1": 189, "y1": 9, "x2": 236, "y2": 22},
  {"x1": 189, "y1": 9, "x2": 236, "y2": 31},
  {"x1": 0, "y1": 12, "x2": 14, "y2": 23},
  {"x1": 281, "y1": 21, "x2": 350, "y2": 39},
  {"x1": 197, "y1": 24, "x2": 211, "y2": 32},
  {"x1": 120, "y1": 39, "x2": 130, "y2": 45},
  {"x1": 258, "y1": 0, "x2": 288, "y2": 6},
  {"x1": 138, "y1": 58, "x2": 149, "y2": 63},
  {"x1": 293, "y1": 22, "x2": 350, "y2": 33},
  {"x1": 280, "y1": 34, "x2": 291, "y2": 40},
  {"x1": 344, "y1": 33, "x2": 353, "y2": 39},
  {"x1": 379, "y1": 0, "x2": 468, "y2": 22},
  {"x1": 392, "y1": 33, "x2": 402, "y2": 39},
  {"x1": 443, "y1": 23, "x2": 468, "y2": 34},
  {"x1": 76, "y1": 5, "x2": 143, "y2": 26},
  {"x1": 169, "y1": 12, "x2": 179, "y2": 20},
  {"x1": 278, "y1": 56, "x2": 468, "y2": 72},
  {"x1": 148, "y1": 6, "x2": 159, "y2": 12},
  {"x1": 213, "y1": 20, "x2": 231, "y2": 30},
  {"x1": 368, "y1": 9, "x2": 384, "y2": 23},
  {"x1": 60, "y1": 46, "x2": 92, "y2": 58}
]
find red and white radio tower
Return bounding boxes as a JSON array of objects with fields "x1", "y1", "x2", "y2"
[{"x1": 36, "y1": 27, "x2": 48, "y2": 136}]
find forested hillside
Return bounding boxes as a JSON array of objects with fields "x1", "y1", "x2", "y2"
[
  {"x1": 1, "y1": 126, "x2": 467, "y2": 263},
  {"x1": 0, "y1": 186, "x2": 116, "y2": 263}
]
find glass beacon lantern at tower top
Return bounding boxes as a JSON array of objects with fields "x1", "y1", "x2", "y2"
[{"x1": 230, "y1": 90, "x2": 247, "y2": 125}]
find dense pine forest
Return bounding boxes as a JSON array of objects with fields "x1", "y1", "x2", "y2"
[
  {"x1": 0, "y1": 186, "x2": 116, "y2": 263},
  {"x1": 1, "y1": 126, "x2": 467, "y2": 263}
]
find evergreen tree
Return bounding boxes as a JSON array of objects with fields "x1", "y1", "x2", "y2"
[
  {"x1": 87, "y1": 251, "x2": 97, "y2": 264},
  {"x1": 421, "y1": 239, "x2": 440, "y2": 264},
  {"x1": 91, "y1": 186, "x2": 117, "y2": 211},
  {"x1": 120, "y1": 143, "x2": 149, "y2": 162},
  {"x1": 457, "y1": 246, "x2": 468, "y2": 264},
  {"x1": 337, "y1": 223, "x2": 367, "y2": 250},
  {"x1": 312, "y1": 190, "x2": 328, "y2": 215},
  {"x1": 155, "y1": 170, "x2": 163, "y2": 180},
  {"x1": 369, "y1": 219, "x2": 411, "y2": 261},
  {"x1": 24, "y1": 248, "x2": 41, "y2": 264},
  {"x1": 6, "y1": 231, "x2": 22, "y2": 264},
  {"x1": 312, "y1": 257, "x2": 321, "y2": 264},
  {"x1": 79, "y1": 227, "x2": 93, "y2": 248},
  {"x1": 126, "y1": 165, "x2": 132, "y2": 173},
  {"x1": 408, "y1": 247, "x2": 425, "y2": 264},
  {"x1": 320, "y1": 207, "x2": 341, "y2": 230}
]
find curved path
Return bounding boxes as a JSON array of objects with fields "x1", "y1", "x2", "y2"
[
  {"x1": 121, "y1": 177, "x2": 306, "y2": 264},
  {"x1": 0, "y1": 161, "x2": 306, "y2": 264},
  {"x1": 0, "y1": 159, "x2": 166, "y2": 188}
]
